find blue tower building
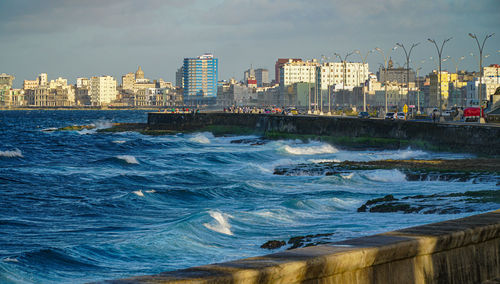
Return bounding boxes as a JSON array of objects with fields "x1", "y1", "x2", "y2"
[{"x1": 183, "y1": 53, "x2": 218, "y2": 105}]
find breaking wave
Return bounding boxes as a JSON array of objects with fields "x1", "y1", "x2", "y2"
[
  {"x1": 188, "y1": 133, "x2": 212, "y2": 144},
  {"x1": 116, "y1": 155, "x2": 139, "y2": 164},
  {"x1": 0, "y1": 149, "x2": 23, "y2": 158},
  {"x1": 363, "y1": 169, "x2": 407, "y2": 183},
  {"x1": 203, "y1": 211, "x2": 233, "y2": 235},
  {"x1": 282, "y1": 144, "x2": 338, "y2": 155}
]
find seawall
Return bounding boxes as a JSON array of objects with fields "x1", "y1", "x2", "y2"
[
  {"x1": 105, "y1": 210, "x2": 500, "y2": 283},
  {"x1": 147, "y1": 113, "x2": 500, "y2": 155}
]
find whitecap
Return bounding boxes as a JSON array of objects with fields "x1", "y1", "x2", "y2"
[
  {"x1": 282, "y1": 144, "x2": 338, "y2": 155},
  {"x1": 77, "y1": 129, "x2": 96, "y2": 135},
  {"x1": 112, "y1": 140, "x2": 127, "y2": 144},
  {"x1": 116, "y1": 155, "x2": 139, "y2": 164},
  {"x1": 133, "y1": 190, "x2": 144, "y2": 197},
  {"x1": 41, "y1": 127, "x2": 58, "y2": 132},
  {"x1": 341, "y1": 173, "x2": 354, "y2": 179},
  {"x1": 203, "y1": 211, "x2": 233, "y2": 236},
  {"x1": 188, "y1": 133, "x2": 211, "y2": 144},
  {"x1": 0, "y1": 149, "x2": 23, "y2": 158},
  {"x1": 94, "y1": 120, "x2": 114, "y2": 130},
  {"x1": 145, "y1": 190, "x2": 156, "y2": 193},
  {"x1": 3, "y1": 257, "x2": 19, "y2": 263},
  {"x1": 363, "y1": 169, "x2": 407, "y2": 183}
]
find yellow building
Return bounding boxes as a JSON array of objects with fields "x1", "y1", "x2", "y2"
[{"x1": 429, "y1": 71, "x2": 459, "y2": 109}]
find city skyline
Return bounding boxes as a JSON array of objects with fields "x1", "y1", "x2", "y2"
[{"x1": 1, "y1": 0, "x2": 499, "y2": 88}]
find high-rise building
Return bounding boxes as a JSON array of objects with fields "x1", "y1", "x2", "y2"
[
  {"x1": 89, "y1": 76, "x2": 118, "y2": 106},
  {"x1": 122, "y1": 73, "x2": 135, "y2": 91},
  {"x1": 275, "y1": 58, "x2": 302, "y2": 84},
  {"x1": 255, "y1": 69, "x2": 269, "y2": 87},
  {"x1": 243, "y1": 67, "x2": 255, "y2": 83},
  {"x1": 175, "y1": 66, "x2": 184, "y2": 88},
  {"x1": 183, "y1": 53, "x2": 218, "y2": 100}
]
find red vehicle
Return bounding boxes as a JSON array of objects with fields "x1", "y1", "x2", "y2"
[{"x1": 463, "y1": 107, "x2": 485, "y2": 122}]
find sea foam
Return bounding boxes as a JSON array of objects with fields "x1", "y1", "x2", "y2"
[
  {"x1": 364, "y1": 169, "x2": 407, "y2": 183},
  {"x1": 133, "y1": 190, "x2": 144, "y2": 197},
  {"x1": 203, "y1": 211, "x2": 233, "y2": 236},
  {"x1": 283, "y1": 144, "x2": 338, "y2": 155},
  {"x1": 0, "y1": 149, "x2": 23, "y2": 158},
  {"x1": 188, "y1": 133, "x2": 211, "y2": 144},
  {"x1": 116, "y1": 155, "x2": 139, "y2": 164}
]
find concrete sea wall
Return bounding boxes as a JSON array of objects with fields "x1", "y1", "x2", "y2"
[
  {"x1": 148, "y1": 113, "x2": 500, "y2": 155},
  {"x1": 106, "y1": 210, "x2": 500, "y2": 283}
]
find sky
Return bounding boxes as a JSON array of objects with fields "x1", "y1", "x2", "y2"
[{"x1": 1, "y1": 0, "x2": 499, "y2": 88}]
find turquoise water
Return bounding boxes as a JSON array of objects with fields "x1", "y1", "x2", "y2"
[{"x1": 0, "y1": 110, "x2": 497, "y2": 283}]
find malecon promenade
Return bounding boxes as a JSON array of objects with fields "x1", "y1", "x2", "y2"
[{"x1": 98, "y1": 112, "x2": 500, "y2": 283}]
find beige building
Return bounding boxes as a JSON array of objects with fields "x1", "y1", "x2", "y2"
[
  {"x1": 1, "y1": 87, "x2": 26, "y2": 107},
  {"x1": 122, "y1": 73, "x2": 135, "y2": 91},
  {"x1": 23, "y1": 80, "x2": 39, "y2": 90},
  {"x1": 76, "y1": 78, "x2": 91, "y2": 105},
  {"x1": 25, "y1": 76, "x2": 75, "y2": 107},
  {"x1": 90, "y1": 76, "x2": 118, "y2": 106},
  {"x1": 0, "y1": 73, "x2": 15, "y2": 88}
]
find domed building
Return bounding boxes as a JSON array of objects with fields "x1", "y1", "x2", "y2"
[{"x1": 135, "y1": 66, "x2": 144, "y2": 80}]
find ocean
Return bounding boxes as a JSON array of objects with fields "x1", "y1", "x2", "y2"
[{"x1": 0, "y1": 110, "x2": 497, "y2": 283}]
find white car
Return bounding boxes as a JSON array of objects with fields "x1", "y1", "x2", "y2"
[{"x1": 396, "y1": 112, "x2": 405, "y2": 119}]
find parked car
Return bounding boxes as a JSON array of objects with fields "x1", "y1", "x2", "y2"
[
  {"x1": 357, "y1": 111, "x2": 370, "y2": 119},
  {"x1": 396, "y1": 112, "x2": 405, "y2": 119},
  {"x1": 385, "y1": 112, "x2": 395, "y2": 120}
]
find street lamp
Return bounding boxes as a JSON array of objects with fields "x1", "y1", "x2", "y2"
[
  {"x1": 375, "y1": 47, "x2": 392, "y2": 113},
  {"x1": 334, "y1": 51, "x2": 354, "y2": 110},
  {"x1": 469, "y1": 32, "x2": 494, "y2": 123},
  {"x1": 321, "y1": 55, "x2": 333, "y2": 115},
  {"x1": 428, "y1": 37, "x2": 452, "y2": 113},
  {"x1": 395, "y1": 42, "x2": 419, "y2": 108},
  {"x1": 355, "y1": 49, "x2": 373, "y2": 112}
]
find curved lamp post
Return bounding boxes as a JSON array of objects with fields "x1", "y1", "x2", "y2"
[
  {"x1": 334, "y1": 51, "x2": 354, "y2": 110},
  {"x1": 469, "y1": 33, "x2": 494, "y2": 122},
  {"x1": 375, "y1": 47, "x2": 391, "y2": 113},
  {"x1": 428, "y1": 37, "x2": 452, "y2": 112},
  {"x1": 395, "y1": 42, "x2": 419, "y2": 108},
  {"x1": 355, "y1": 50, "x2": 373, "y2": 112}
]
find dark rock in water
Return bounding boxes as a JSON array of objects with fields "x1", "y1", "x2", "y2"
[
  {"x1": 359, "y1": 190, "x2": 500, "y2": 215},
  {"x1": 261, "y1": 233, "x2": 335, "y2": 250},
  {"x1": 260, "y1": 240, "x2": 286, "y2": 249},
  {"x1": 365, "y1": 195, "x2": 397, "y2": 206},
  {"x1": 273, "y1": 159, "x2": 500, "y2": 181},
  {"x1": 230, "y1": 138, "x2": 268, "y2": 146}
]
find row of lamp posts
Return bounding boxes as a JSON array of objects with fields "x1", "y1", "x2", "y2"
[{"x1": 305, "y1": 33, "x2": 494, "y2": 119}]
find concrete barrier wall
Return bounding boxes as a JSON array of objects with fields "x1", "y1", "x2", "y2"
[
  {"x1": 147, "y1": 113, "x2": 500, "y2": 155},
  {"x1": 106, "y1": 210, "x2": 500, "y2": 283}
]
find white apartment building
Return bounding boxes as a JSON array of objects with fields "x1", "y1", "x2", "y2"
[
  {"x1": 90, "y1": 76, "x2": 118, "y2": 106},
  {"x1": 318, "y1": 62, "x2": 369, "y2": 90},
  {"x1": 466, "y1": 77, "x2": 500, "y2": 107},
  {"x1": 280, "y1": 59, "x2": 319, "y2": 87},
  {"x1": 280, "y1": 59, "x2": 369, "y2": 90},
  {"x1": 76, "y1": 78, "x2": 90, "y2": 88},
  {"x1": 38, "y1": 73, "x2": 48, "y2": 86}
]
